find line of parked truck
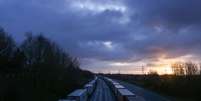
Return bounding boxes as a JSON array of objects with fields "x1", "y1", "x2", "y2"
[
  {"x1": 58, "y1": 76, "x2": 145, "y2": 101},
  {"x1": 103, "y1": 77, "x2": 145, "y2": 101},
  {"x1": 58, "y1": 76, "x2": 97, "y2": 101}
]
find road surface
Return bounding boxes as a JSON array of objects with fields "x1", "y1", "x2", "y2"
[
  {"x1": 117, "y1": 80, "x2": 170, "y2": 101},
  {"x1": 89, "y1": 78, "x2": 116, "y2": 101}
]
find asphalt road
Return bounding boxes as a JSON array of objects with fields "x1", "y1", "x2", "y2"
[
  {"x1": 89, "y1": 78, "x2": 116, "y2": 101},
  {"x1": 117, "y1": 80, "x2": 171, "y2": 101}
]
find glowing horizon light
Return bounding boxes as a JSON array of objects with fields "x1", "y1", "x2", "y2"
[
  {"x1": 83, "y1": 54, "x2": 198, "y2": 75},
  {"x1": 159, "y1": 65, "x2": 173, "y2": 75},
  {"x1": 143, "y1": 64, "x2": 173, "y2": 75}
]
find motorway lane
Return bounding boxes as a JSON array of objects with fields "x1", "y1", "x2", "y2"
[
  {"x1": 89, "y1": 78, "x2": 116, "y2": 101},
  {"x1": 117, "y1": 80, "x2": 170, "y2": 101}
]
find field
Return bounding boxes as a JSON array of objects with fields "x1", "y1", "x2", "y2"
[{"x1": 106, "y1": 74, "x2": 201, "y2": 101}]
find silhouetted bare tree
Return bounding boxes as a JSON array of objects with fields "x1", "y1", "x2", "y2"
[
  {"x1": 172, "y1": 62, "x2": 185, "y2": 75},
  {"x1": 185, "y1": 62, "x2": 198, "y2": 75},
  {"x1": 172, "y1": 62, "x2": 199, "y2": 76},
  {"x1": 199, "y1": 63, "x2": 201, "y2": 75}
]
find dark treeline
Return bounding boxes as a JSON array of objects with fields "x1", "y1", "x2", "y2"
[
  {"x1": 0, "y1": 27, "x2": 93, "y2": 101},
  {"x1": 106, "y1": 62, "x2": 201, "y2": 101}
]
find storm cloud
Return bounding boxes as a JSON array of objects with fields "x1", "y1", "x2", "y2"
[{"x1": 0, "y1": 0, "x2": 201, "y2": 73}]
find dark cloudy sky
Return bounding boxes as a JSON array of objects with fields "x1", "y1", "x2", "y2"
[{"x1": 1, "y1": 0, "x2": 201, "y2": 74}]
